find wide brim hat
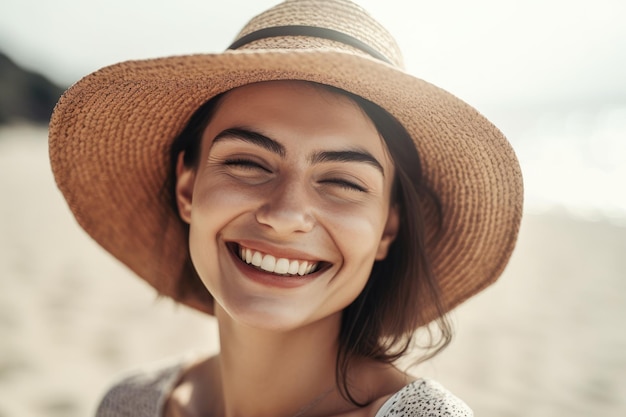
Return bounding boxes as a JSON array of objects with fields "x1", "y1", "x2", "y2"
[{"x1": 49, "y1": 0, "x2": 523, "y2": 324}]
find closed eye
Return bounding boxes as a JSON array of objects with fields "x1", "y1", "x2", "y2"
[
  {"x1": 321, "y1": 179, "x2": 367, "y2": 192},
  {"x1": 224, "y1": 158, "x2": 271, "y2": 172}
]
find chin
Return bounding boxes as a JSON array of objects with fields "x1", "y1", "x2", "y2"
[{"x1": 224, "y1": 298, "x2": 317, "y2": 332}]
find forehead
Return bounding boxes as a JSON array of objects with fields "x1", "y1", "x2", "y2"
[{"x1": 205, "y1": 81, "x2": 392, "y2": 163}]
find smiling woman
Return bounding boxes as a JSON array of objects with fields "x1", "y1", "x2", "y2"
[
  {"x1": 48, "y1": 1, "x2": 522, "y2": 416},
  {"x1": 175, "y1": 81, "x2": 398, "y2": 330}
]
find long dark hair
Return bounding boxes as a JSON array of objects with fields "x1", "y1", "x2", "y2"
[{"x1": 168, "y1": 81, "x2": 451, "y2": 406}]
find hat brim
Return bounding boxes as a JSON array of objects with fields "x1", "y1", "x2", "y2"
[{"x1": 49, "y1": 49, "x2": 523, "y2": 323}]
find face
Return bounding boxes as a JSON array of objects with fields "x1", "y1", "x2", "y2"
[{"x1": 175, "y1": 81, "x2": 398, "y2": 331}]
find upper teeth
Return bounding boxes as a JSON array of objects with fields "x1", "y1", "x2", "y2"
[{"x1": 238, "y1": 245, "x2": 318, "y2": 276}]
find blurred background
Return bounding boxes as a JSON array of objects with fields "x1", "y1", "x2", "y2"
[{"x1": 1, "y1": 0, "x2": 624, "y2": 416}]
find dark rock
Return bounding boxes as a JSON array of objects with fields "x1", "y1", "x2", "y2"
[{"x1": 0, "y1": 52, "x2": 67, "y2": 125}]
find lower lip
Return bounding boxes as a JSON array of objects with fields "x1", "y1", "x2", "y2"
[{"x1": 229, "y1": 247, "x2": 319, "y2": 289}]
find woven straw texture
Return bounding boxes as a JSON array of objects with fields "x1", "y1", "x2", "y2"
[{"x1": 49, "y1": 0, "x2": 523, "y2": 324}]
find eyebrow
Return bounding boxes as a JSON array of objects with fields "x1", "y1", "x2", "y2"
[
  {"x1": 212, "y1": 128, "x2": 286, "y2": 157},
  {"x1": 309, "y1": 149, "x2": 384, "y2": 176},
  {"x1": 212, "y1": 127, "x2": 384, "y2": 176}
]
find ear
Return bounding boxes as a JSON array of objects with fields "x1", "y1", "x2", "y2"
[
  {"x1": 375, "y1": 204, "x2": 400, "y2": 260},
  {"x1": 175, "y1": 152, "x2": 196, "y2": 224}
]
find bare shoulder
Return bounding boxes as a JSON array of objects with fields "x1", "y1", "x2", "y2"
[{"x1": 338, "y1": 359, "x2": 415, "y2": 417}]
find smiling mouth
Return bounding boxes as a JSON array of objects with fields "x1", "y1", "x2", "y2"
[{"x1": 232, "y1": 243, "x2": 323, "y2": 277}]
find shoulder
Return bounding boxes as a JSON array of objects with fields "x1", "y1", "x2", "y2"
[
  {"x1": 375, "y1": 379, "x2": 473, "y2": 417},
  {"x1": 95, "y1": 359, "x2": 187, "y2": 417}
]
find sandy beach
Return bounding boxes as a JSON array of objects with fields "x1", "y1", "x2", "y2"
[{"x1": 1, "y1": 125, "x2": 624, "y2": 416}]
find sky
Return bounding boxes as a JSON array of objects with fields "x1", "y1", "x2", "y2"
[{"x1": 1, "y1": 0, "x2": 625, "y2": 107}]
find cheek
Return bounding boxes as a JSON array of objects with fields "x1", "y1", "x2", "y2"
[
  {"x1": 186, "y1": 179, "x2": 257, "y2": 284},
  {"x1": 321, "y1": 204, "x2": 388, "y2": 301},
  {"x1": 187, "y1": 215, "x2": 218, "y2": 294},
  {"x1": 194, "y1": 174, "x2": 261, "y2": 211},
  {"x1": 326, "y1": 202, "x2": 388, "y2": 258}
]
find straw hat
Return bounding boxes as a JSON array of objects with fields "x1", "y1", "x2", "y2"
[{"x1": 49, "y1": 0, "x2": 523, "y2": 322}]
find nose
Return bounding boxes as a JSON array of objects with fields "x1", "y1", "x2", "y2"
[{"x1": 255, "y1": 180, "x2": 315, "y2": 235}]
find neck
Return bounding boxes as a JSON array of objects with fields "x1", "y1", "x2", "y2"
[{"x1": 214, "y1": 305, "x2": 343, "y2": 417}]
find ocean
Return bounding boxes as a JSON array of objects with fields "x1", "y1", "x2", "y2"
[{"x1": 484, "y1": 100, "x2": 626, "y2": 224}]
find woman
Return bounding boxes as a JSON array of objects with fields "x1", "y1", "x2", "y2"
[{"x1": 49, "y1": 1, "x2": 523, "y2": 416}]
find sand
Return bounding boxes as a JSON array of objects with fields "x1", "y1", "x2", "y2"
[{"x1": 1, "y1": 125, "x2": 624, "y2": 417}]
